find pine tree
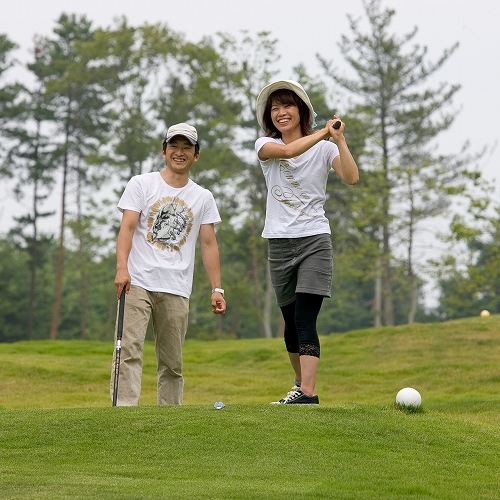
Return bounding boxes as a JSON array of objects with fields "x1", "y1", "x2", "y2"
[{"x1": 319, "y1": 0, "x2": 466, "y2": 325}]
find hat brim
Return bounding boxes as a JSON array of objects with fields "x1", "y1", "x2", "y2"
[
  {"x1": 256, "y1": 80, "x2": 315, "y2": 131},
  {"x1": 164, "y1": 134, "x2": 198, "y2": 145}
]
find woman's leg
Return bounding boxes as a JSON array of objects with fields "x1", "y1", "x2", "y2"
[
  {"x1": 295, "y1": 292, "x2": 324, "y2": 396},
  {"x1": 280, "y1": 301, "x2": 301, "y2": 385}
]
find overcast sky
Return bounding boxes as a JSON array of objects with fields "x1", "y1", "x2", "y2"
[{"x1": 1, "y1": 0, "x2": 499, "y2": 228}]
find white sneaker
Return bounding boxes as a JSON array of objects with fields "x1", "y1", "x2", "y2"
[{"x1": 270, "y1": 385, "x2": 301, "y2": 404}]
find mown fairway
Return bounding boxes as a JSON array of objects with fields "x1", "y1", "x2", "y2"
[{"x1": 1, "y1": 315, "x2": 499, "y2": 498}]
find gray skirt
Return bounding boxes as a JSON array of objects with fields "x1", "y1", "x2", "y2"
[{"x1": 268, "y1": 233, "x2": 333, "y2": 307}]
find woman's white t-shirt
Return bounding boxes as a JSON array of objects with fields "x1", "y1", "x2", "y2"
[
  {"x1": 255, "y1": 137, "x2": 339, "y2": 238},
  {"x1": 118, "y1": 172, "x2": 221, "y2": 298}
]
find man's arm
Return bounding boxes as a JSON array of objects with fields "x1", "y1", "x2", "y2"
[
  {"x1": 115, "y1": 209, "x2": 140, "y2": 298},
  {"x1": 199, "y1": 223, "x2": 226, "y2": 315}
]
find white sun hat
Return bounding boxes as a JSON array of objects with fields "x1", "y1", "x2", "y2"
[{"x1": 255, "y1": 79, "x2": 316, "y2": 131}]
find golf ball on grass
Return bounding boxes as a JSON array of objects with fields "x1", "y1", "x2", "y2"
[
  {"x1": 480, "y1": 310, "x2": 490, "y2": 317},
  {"x1": 213, "y1": 401, "x2": 225, "y2": 410},
  {"x1": 396, "y1": 387, "x2": 422, "y2": 409}
]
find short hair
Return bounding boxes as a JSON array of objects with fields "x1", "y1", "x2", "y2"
[{"x1": 162, "y1": 138, "x2": 200, "y2": 155}]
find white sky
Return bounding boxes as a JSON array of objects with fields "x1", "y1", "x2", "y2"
[{"x1": 1, "y1": 0, "x2": 499, "y2": 228}]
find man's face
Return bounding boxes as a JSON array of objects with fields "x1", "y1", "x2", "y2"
[{"x1": 162, "y1": 136, "x2": 199, "y2": 173}]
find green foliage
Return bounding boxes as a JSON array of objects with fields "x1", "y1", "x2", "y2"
[
  {"x1": 0, "y1": 5, "x2": 496, "y2": 340},
  {"x1": 436, "y1": 207, "x2": 500, "y2": 319},
  {"x1": 0, "y1": 34, "x2": 26, "y2": 173},
  {"x1": 0, "y1": 240, "x2": 30, "y2": 342},
  {"x1": 317, "y1": 0, "x2": 491, "y2": 326}
]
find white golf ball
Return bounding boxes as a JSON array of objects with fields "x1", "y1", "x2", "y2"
[
  {"x1": 480, "y1": 310, "x2": 490, "y2": 317},
  {"x1": 213, "y1": 401, "x2": 225, "y2": 410},
  {"x1": 396, "y1": 387, "x2": 422, "y2": 408}
]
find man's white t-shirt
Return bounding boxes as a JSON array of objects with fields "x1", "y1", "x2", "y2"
[
  {"x1": 118, "y1": 172, "x2": 221, "y2": 298},
  {"x1": 255, "y1": 137, "x2": 339, "y2": 238}
]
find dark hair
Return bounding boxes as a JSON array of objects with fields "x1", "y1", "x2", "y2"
[
  {"x1": 262, "y1": 89, "x2": 313, "y2": 138},
  {"x1": 162, "y1": 137, "x2": 200, "y2": 155}
]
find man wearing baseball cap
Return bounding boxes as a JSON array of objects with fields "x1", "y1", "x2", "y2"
[{"x1": 112, "y1": 123, "x2": 226, "y2": 405}]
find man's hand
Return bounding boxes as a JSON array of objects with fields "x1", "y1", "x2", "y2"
[
  {"x1": 211, "y1": 292, "x2": 226, "y2": 315},
  {"x1": 115, "y1": 269, "x2": 131, "y2": 299}
]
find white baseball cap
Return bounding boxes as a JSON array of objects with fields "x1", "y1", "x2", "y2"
[
  {"x1": 255, "y1": 79, "x2": 316, "y2": 131},
  {"x1": 163, "y1": 123, "x2": 198, "y2": 145}
]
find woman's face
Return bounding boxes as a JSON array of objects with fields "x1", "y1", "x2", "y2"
[{"x1": 270, "y1": 100, "x2": 300, "y2": 133}]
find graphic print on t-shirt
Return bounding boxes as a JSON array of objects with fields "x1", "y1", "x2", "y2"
[
  {"x1": 147, "y1": 196, "x2": 193, "y2": 251},
  {"x1": 272, "y1": 159, "x2": 313, "y2": 218}
]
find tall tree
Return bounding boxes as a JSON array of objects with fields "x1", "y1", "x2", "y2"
[
  {"x1": 88, "y1": 19, "x2": 183, "y2": 185},
  {"x1": 214, "y1": 30, "x2": 280, "y2": 338},
  {"x1": 29, "y1": 14, "x2": 113, "y2": 339},
  {"x1": 432, "y1": 175, "x2": 497, "y2": 319},
  {"x1": 0, "y1": 35, "x2": 51, "y2": 340},
  {"x1": 0, "y1": 34, "x2": 24, "y2": 169},
  {"x1": 162, "y1": 35, "x2": 251, "y2": 337},
  {"x1": 319, "y1": 0, "x2": 464, "y2": 325},
  {"x1": 6, "y1": 84, "x2": 56, "y2": 338}
]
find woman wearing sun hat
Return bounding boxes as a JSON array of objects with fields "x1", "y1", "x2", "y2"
[{"x1": 255, "y1": 79, "x2": 359, "y2": 404}]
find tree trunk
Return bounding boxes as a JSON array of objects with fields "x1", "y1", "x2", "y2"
[
  {"x1": 381, "y1": 117, "x2": 394, "y2": 326},
  {"x1": 408, "y1": 276, "x2": 418, "y2": 323},
  {"x1": 407, "y1": 219, "x2": 418, "y2": 324},
  {"x1": 27, "y1": 183, "x2": 39, "y2": 341},
  {"x1": 77, "y1": 168, "x2": 87, "y2": 339},
  {"x1": 382, "y1": 221, "x2": 394, "y2": 326},
  {"x1": 374, "y1": 258, "x2": 382, "y2": 327},
  {"x1": 49, "y1": 151, "x2": 68, "y2": 340},
  {"x1": 79, "y1": 268, "x2": 88, "y2": 339}
]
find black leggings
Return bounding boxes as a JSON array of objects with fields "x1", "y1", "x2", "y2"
[{"x1": 280, "y1": 293, "x2": 324, "y2": 358}]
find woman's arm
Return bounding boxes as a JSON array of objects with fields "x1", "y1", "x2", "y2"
[
  {"x1": 257, "y1": 126, "x2": 330, "y2": 161},
  {"x1": 329, "y1": 119, "x2": 360, "y2": 185}
]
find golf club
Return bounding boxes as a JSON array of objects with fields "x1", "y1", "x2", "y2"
[
  {"x1": 112, "y1": 287, "x2": 126, "y2": 406},
  {"x1": 333, "y1": 120, "x2": 341, "y2": 129}
]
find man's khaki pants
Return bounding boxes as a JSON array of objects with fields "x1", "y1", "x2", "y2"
[{"x1": 110, "y1": 285, "x2": 189, "y2": 405}]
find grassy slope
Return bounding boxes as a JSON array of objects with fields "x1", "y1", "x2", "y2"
[
  {"x1": 1, "y1": 315, "x2": 499, "y2": 423},
  {"x1": 1, "y1": 316, "x2": 499, "y2": 499}
]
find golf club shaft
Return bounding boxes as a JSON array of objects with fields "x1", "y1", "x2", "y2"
[{"x1": 112, "y1": 288, "x2": 126, "y2": 406}]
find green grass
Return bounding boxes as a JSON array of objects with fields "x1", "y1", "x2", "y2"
[{"x1": 1, "y1": 315, "x2": 500, "y2": 498}]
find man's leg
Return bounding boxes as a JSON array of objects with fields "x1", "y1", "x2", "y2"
[
  {"x1": 152, "y1": 293, "x2": 189, "y2": 405},
  {"x1": 110, "y1": 285, "x2": 151, "y2": 406}
]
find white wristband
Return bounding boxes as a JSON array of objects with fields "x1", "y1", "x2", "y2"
[{"x1": 212, "y1": 288, "x2": 224, "y2": 296}]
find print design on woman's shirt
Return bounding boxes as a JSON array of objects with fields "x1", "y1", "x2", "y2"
[
  {"x1": 147, "y1": 196, "x2": 193, "y2": 251},
  {"x1": 271, "y1": 159, "x2": 316, "y2": 218}
]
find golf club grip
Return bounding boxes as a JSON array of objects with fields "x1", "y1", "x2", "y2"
[
  {"x1": 116, "y1": 288, "x2": 126, "y2": 341},
  {"x1": 333, "y1": 120, "x2": 341, "y2": 129}
]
